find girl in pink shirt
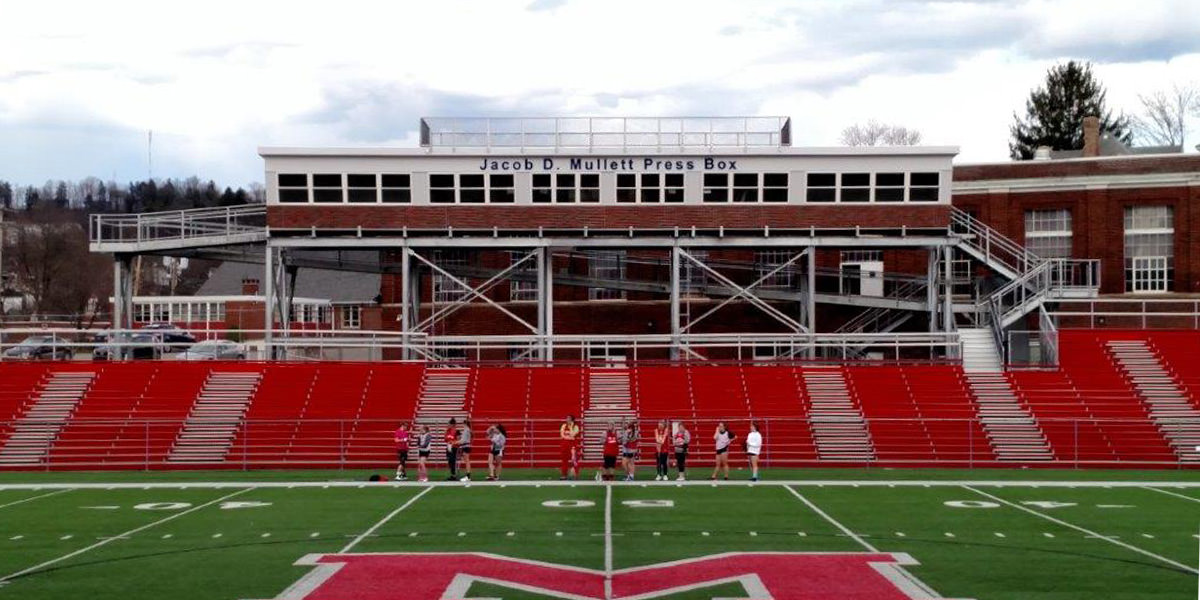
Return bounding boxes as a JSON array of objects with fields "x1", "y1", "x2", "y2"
[{"x1": 394, "y1": 423, "x2": 411, "y2": 481}]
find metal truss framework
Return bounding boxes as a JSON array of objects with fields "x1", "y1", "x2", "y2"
[{"x1": 103, "y1": 226, "x2": 977, "y2": 362}]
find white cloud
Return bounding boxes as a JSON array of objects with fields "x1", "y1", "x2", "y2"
[{"x1": 0, "y1": 0, "x2": 1198, "y2": 185}]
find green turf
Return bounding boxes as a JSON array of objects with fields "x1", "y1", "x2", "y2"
[{"x1": 0, "y1": 478, "x2": 1195, "y2": 599}]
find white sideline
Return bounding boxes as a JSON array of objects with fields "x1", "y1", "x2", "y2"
[
  {"x1": 0, "y1": 488, "x2": 72, "y2": 510},
  {"x1": 0, "y1": 479, "x2": 1197, "y2": 490},
  {"x1": 0, "y1": 487, "x2": 253, "y2": 585},
  {"x1": 784, "y1": 485, "x2": 878, "y2": 552},
  {"x1": 1141, "y1": 486, "x2": 1200, "y2": 504},
  {"x1": 339, "y1": 486, "x2": 432, "y2": 553},
  {"x1": 963, "y1": 485, "x2": 1198, "y2": 575}
]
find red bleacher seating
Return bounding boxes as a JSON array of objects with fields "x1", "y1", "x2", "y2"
[{"x1": 1, "y1": 329, "x2": 1196, "y2": 470}]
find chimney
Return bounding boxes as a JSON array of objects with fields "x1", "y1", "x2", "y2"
[
  {"x1": 241, "y1": 278, "x2": 260, "y2": 295},
  {"x1": 1082, "y1": 116, "x2": 1100, "y2": 158}
]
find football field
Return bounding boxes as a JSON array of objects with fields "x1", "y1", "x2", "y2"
[{"x1": 0, "y1": 470, "x2": 1196, "y2": 599}]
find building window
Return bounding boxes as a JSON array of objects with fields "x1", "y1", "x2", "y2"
[
  {"x1": 340, "y1": 306, "x2": 361, "y2": 330},
  {"x1": 1124, "y1": 206, "x2": 1174, "y2": 293},
  {"x1": 840, "y1": 173, "x2": 871, "y2": 203},
  {"x1": 347, "y1": 174, "x2": 377, "y2": 203},
  {"x1": 703, "y1": 173, "x2": 730, "y2": 203},
  {"x1": 618, "y1": 173, "x2": 685, "y2": 203},
  {"x1": 429, "y1": 174, "x2": 456, "y2": 204},
  {"x1": 381, "y1": 174, "x2": 411, "y2": 203},
  {"x1": 432, "y1": 250, "x2": 470, "y2": 303},
  {"x1": 763, "y1": 173, "x2": 788, "y2": 202},
  {"x1": 1024, "y1": 209, "x2": 1072, "y2": 258},
  {"x1": 531, "y1": 173, "x2": 597, "y2": 203},
  {"x1": 459, "y1": 174, "x2": 485, "y2": 203},
  {"x1": 293, "y1": 304, "x2": 331, "y2": 324},
  {"x1": 756, "y1": 251, "x2": 795, "y2": 289},
  {"x1": 589, "y1": 251, "x2": 626, "y2": 300},
  {"x1": 806, "y1": 173, "x2": 836, "y2": 203},
  {"x1": 489, "y1": 174, "x2": 515, "y2": 203},
  {"x1": 732, "y1": 173, "x2": 760, "y2": 202},
  {"x1": 909, "y1": 172, "x2": 940, "y2": 202},
  {"x1": 875, "y1": 173, "x2": 905, "y2": 202},
  {"x1": 509, "y1": 252, "x2": 538, "y2": 301},
  {"x1": 277, "y1": 174, "x2": 308, "y2": 203},
  {"x1": 312, "y1": 174, "x2": 343, "y2": 203}
]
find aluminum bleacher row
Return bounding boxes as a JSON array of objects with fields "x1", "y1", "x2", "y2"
[{"x1": 0, "y1": 329, "x2": 1197, "y2": 470}]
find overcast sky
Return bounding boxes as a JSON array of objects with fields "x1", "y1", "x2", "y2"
[{"x1": 2, "y1": 0, "x2": 1199, "y2": 187}]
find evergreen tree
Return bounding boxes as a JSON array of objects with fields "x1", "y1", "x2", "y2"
[{"x1": 1009, "y1": 61, "x2": 1131, "y2": 159}]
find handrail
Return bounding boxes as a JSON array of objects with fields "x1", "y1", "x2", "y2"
[{"x1": 89, "y1": 204, "x2": 267, "y2": 246}]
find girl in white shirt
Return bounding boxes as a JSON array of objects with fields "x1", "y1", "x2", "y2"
[
  {"x1": 709, "y1": 422, "x2": 736, "y2": 481},
  {"x1": 745, "y1": 422, "x2": 763, "y2": 482}
]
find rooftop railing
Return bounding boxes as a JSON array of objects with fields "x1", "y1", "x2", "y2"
[{"x1": 420, "y1": 117, "x2": 791, "y2": 152}]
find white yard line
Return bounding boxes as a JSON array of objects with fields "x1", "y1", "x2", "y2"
[
  {"x1": 0, "y1": 487, "x2": 253, "y2": 585},
  {"x1": 963, "y1": 486, "x2": 1198, "y2": 575},
  {"x1": 604, "y1": 484, "x2": 613, "y2": 600},
  {"x1": 1141, "y1": 486, "x2": 1200, "y2": 504},
  {"x1": 784, "y1": 485, "x2": 878, "y2": 553},
  {"x1": 0, "y1": 488, "x2": 72, "y2": 510},
  {"x1": 1, "y1": 479, "x2": 1198, "y2": 490},
  {"x1": 339, "y1": 486, "x2": 432, "y2": 553}
]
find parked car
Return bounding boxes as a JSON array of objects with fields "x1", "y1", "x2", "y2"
[
  {"x1": 138, "y1": 323, "x2": 197, "y2": 350},
  {"x1": 3, "y1": 336, "x2": 74, "y2": 360},
  {"x1": 172, "y1": 339, "x2": 246, "y2": 361},
  {"x1": 93, "y1": 333, "x2": 172, "y2": 361}
]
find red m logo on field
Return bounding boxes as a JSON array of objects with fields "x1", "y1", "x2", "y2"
[{"x1": 257, "y1": 552, "x2": 958, "y2": 599}]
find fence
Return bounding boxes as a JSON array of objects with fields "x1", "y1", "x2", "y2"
[{"x1": 3, "y1": 416, "x2": 1193, "y2": 471}]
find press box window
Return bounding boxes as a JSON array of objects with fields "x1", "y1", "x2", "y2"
[
  {"x1": 459, "y1": 174, "x2": 485, "y2": 203},
  {"x1": 763, "y1": 173, "x2": 788, "y2": 202},
  {"x1": 532, "y1": 174, "x2": 552, "y2": 203},
  {"x1": 909, "y1": 172, "x2": 939, "y2": 202},
  {"x1": 580, "y1": 174, "x2": 600, "y2": 203},
  {"x1": 875, "y1": 173, "x2": 905, "y2": 202},
  {"x1": 489, "y1": 174, "x2": 515, "y2": 203},
  {"x1": 556, "y1": 174, "x2": 576, "y2": 203},
  {"x1": 312, "y1": 174, "x2": 343, "y2": 203},
  {"x1": 663, "y1": 173, "x2": 684, "y2": 202},
  {"x1": 277, "y1": 174, "x2": 308, "y2": 203},
  {"x1": 381, "y1": 174, "x2": 411, "y2": 203},
  {"x1": 616, "y1": 174, "x2": 636, "y2": 203},
  {"x1": 430, "y1": 174, "x2": 455, "y2": 204},
  {"x1": 732, "y1": 173, "x2": 759, "y2": 202},
  {"x1": 703, "y1": 173, "x2": 729, "y2": 203},
  {"x1": 806, "y1": 173, "x2": 835, "y2": 203},
  {"x1": 347, "y1": 174, "x2": 377, "y2": 203},
  {"x1": 840, "y1": 173, "x2": 870, "y2": 202}
]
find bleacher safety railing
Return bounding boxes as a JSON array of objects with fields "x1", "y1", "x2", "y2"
[{"x1": 2, "y1": 416, "x2": 1195, "y2": 471}]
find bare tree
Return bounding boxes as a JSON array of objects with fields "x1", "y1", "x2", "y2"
[
  {"x1": 4, "y1": 206, "x2": 111, "y2": 321},
  {"x1": 840, "y1": 120, "x2": 923, "y2": 146},
  {"x1": 1131, "y1": 83, "x2": 1200, "y2": 147}
]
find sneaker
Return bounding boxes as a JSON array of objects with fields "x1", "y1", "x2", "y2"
[
  {"x1": 486, "y1": 475, "x2": 496, "y2": 481},
  {"x1": 750, "y1": 476, "x2": 758, "y2": 482},
  {"x1": 418, "y1": 477, "x2": 428, "y2": 483},
  {"x1": 676, "y1": 474, "x2": 686, "y2": 481},
  {"x1": 460, "y1": 475, "x2": 471, "y2": 482}
]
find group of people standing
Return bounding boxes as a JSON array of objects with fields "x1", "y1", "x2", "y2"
[
  {"x1": 561, "y1": 416, "x2": 764, "y2": 482},
  {"x1": 393, "y1": 418, "x2": 508, "y2": 482},
  {"x1": 395, "y1": 416, "x2": 763, "y2": 482}
]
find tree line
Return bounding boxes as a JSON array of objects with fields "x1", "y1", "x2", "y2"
[{"x1": 0, "y1": 176, "x2": 264, "y2": 214}]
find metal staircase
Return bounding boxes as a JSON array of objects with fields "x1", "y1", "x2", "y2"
[
  {"x1": 168, "y1": 371, "x2": 261, "y2": 463},
  {"x1": 0, "y1": 372, "x2": 95, "y2": 465},
  {"x1": 581, "y1": 368, "x2": 636, "y2": 461},
  {"x1": 801, "y1": 367, "x2": 875, "y2": 461},
  {"x1": 960, "y1": 329, "x2": 1053, "y2": 461},
  {"x1": 413, "y1": 368, "x2": 471, "y2": 454},
  {"x1": 1105, "y1": 340, "x2": 1200, "y2": 463}
]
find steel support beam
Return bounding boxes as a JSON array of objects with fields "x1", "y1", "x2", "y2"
[
  {"x1": 669, "y1": 246, "x2": 681, "y2": 360},
  {"x1": 263, "y1": 246, "x2": 274, "y2": 359},
  {"x1": 538, "y1": 247, "x2": 554, "y2": 361},
  {"x1": 400, "y1": 248, "x2": 412, "y2": 360},
  {"x1": 112, "y1": 254, "x2": 134, "y2": 360},
  {"x1": 942, "y1": 245, "x2": 955, "y2": 356},
  {"x1": 927, "y1": 248, "x2": 939, "y2": 333}
]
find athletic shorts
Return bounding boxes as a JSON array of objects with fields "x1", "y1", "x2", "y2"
[
  {"x1": 715, "y1": 447, "x2": 728, "y2": 456},
  {"x1": 622, "y1": 451, "x2": 636, "y2": 459},
  {"x1": 491, "y1": 448, "x2": 503, "y2": 457},
  {"x1": 418, "y1": 450, "x2": 431, "y2": 458},
  {"x1": 459, "y1": 446, "x2": 472, "y2": 455},
  {"x1": 747, "y1": 450, "x2": 760, "y2": 456},
  {"x1": 397, "y1": 450, "x2": 409, "y2": 462},
  {"x1": 603, "y1": 455, "x2": 617, "y2": 469}
]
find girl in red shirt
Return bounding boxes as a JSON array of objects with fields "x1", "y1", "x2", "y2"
[
  {"x1": 653, "y1": 420, "x2": 671, "y2": 481},
  {"x1": 601, "y1": 422, "x2": 620, "y2": 481}
]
